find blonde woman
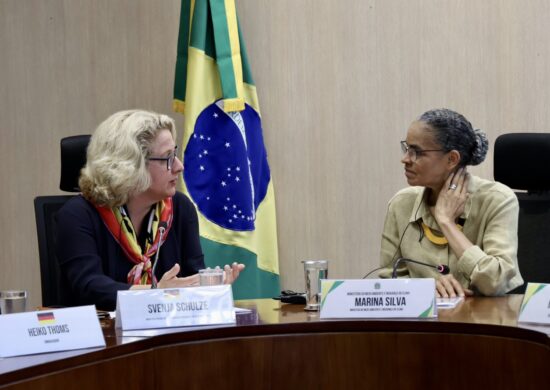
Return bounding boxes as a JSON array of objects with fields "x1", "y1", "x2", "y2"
[{"x1": 56, "y1": 110, "x2": 244, "y2": 310}]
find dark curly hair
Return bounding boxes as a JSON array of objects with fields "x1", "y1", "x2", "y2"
[{"x1": 419, "y1": 108, "x2": 488, "y2": 166}]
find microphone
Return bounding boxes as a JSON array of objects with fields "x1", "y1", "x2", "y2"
[
  {"x1": 392, "y1": 258, "x2": 449, "y2": 279},
  {"x1": 151, "y1": 221, "x2": 168, "y2": 289}
]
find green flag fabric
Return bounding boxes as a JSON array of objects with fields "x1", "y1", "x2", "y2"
[{"x1": 173, "y1": 0, "x2": 280, "y2": 299}]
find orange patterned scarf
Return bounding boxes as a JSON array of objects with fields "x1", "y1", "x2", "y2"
[{"x1": 94, "y1": 198, "x2": 173, "y2": 285}]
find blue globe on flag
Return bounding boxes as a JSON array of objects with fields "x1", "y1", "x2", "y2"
[{"x1": 183, "y1": 101, "x2": 271, "y2": 231}]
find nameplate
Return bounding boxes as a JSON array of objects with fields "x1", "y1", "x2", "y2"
[
  {"x1": 115, "y1": 285, "x2": 235, "y2": 330},
  {"x1": 518, "y1": 283, "x2": 550, "y2": 324},
  {"x1": 0, "y1": 306, "x2": 105, "y2": 358},
  {"x1": 320, "y1": 279, "x2": 437, "y2": 319}
]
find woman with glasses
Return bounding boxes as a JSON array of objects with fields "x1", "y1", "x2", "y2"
[
  {"x1": 379, "y1": 108, "x2": 523, "y2": 297},
  {"x1": 56, "y1": 110, "x2": 244, "y2": 310}
]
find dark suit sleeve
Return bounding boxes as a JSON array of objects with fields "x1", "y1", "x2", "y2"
[
  {"x1": 56, "y1": 197, "x2": 129, "y2": 310},
  {"x1": 175, "y1": 193, "x2": 205, "y2": 276}
]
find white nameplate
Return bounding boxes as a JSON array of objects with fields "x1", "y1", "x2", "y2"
[
  {"x1": 320, "y1": 279, "x2": 437, "y2": 319},
  {"x1": 0, "y1": 306, "x2": 105, "y2": 358},
  {"x1": 518, "y1": 283, "x2": 550, "y2": 324},
  {"x1": 115, "y1": 285, "x2": 235, "y2": 330}
]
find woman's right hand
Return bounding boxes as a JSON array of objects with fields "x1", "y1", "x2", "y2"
[{"x1": 157, "y1": 263, "x2": 200, "y2": 289}]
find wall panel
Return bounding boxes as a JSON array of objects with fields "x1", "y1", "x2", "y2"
[{"x1": 0, "y1": 0, "x2": 548, "y2": 307}]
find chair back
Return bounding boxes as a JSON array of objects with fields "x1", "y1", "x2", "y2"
[
  {"x1": 494, "y1": 133, "x2": 550, "y2": 293},
  {"x1": 34, "y1": 135, "x2": 90, "y2": 306},
  {"x1": 60, "y1": 135, "x2": 90, "y2": 192},
  {"x1": 34, "y1": 195, "x2": 75, "y2": 306}
]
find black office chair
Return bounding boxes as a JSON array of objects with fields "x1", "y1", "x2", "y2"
[
  {"x1": 494, "y1": 133, "x2": 550, "y2": 294},
  {"x1": 34, "y1": 135, "x2": 90, "y2": 306}
]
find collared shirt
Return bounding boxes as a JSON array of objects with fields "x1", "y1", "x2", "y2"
[{"x1": 379, "y1": 175, "x2": 523, "y2": 295}]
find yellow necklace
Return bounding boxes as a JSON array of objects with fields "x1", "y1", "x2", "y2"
[{"x1": 421, "y1": 222, "x2": 463, "y2": 246}]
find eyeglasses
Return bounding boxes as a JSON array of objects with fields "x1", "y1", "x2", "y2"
[
  {"x1": 400, "y1": 141, "x2": 445, "y2": 162},
  {"x1": 148, "y1": 146, "x2": 179, "y2": 171}
]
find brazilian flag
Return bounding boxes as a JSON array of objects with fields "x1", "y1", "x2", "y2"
[{"x1": 173, "y1": 0, "x2": 280, "y2": 299}]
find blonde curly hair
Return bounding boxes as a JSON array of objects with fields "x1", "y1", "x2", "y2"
[{"x1": 79, "y1": 109, "x2": 177, "y2": 207}]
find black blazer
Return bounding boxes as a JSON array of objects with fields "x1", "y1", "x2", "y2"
[{"x1": 55, "y1": 192, "x2": 204, "y2": 310}]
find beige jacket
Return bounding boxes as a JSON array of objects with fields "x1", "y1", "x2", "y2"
[{"x1": 379, "y1": 175, "x2": 523, "y2": 295}]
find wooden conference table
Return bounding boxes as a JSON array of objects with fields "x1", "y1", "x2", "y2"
[{"x1": 1, "y1": 295, "x2": 549, "y2": 389}]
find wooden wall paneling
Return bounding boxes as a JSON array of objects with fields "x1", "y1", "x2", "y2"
[{"x1": 1, "y1": 1, "x2": 550, "y2": 306}]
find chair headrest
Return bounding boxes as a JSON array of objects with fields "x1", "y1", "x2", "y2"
[
  {"x1": 494, "y1": 133, "x2": 550, "y2": 192},
  {"x1": 60, "y1": 135, "x2": 90, "y2": 192}
]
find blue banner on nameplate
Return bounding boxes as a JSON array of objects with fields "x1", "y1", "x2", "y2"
[
  {"x1": 115, "y1": 285, "x2": 235, "y2": 331},
  {"x1": 0, "y1": 306, "x2": 105, "y2": 358},
  {"x1": 518, "y1": 283, "x2": 550, "y2": 325},
  {"x1": 320, "y1": 279, "x2": 437, "y2": 319}
]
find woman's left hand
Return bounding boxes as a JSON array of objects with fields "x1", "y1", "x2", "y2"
[
  {"x1": 436, "y1": 274, "x2": 474, "y2": 298},
  {"x1": 432, "y1": 168, "x2": 469, "y2": 225},
  {"x1": 223, "y1": 262, "x2": 245, "y2": 284}
]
